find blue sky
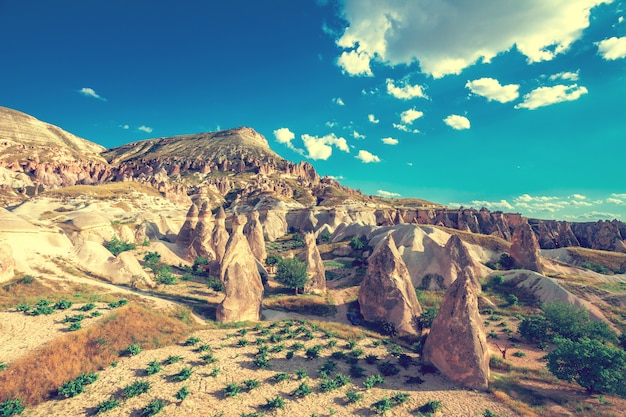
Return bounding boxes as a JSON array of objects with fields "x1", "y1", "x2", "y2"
[{"x1": 1, "y1": 0, "x2": 625, "y2": 221}]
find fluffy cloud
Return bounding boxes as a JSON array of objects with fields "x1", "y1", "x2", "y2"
[
  {"x1": 274, "y1": 127, "x2": 304, "y2": 154},
  {"x1": 549, "y1": 71, "x2": 580, "y2": 81},
  {"x1": 368, "y1": 114, "x2": 380, "y2": 124},
  {"x1": 400, "y1": 108, "x2": 424, "y2": 124},
  {"x1": 355, "y1": 149, "x2": 380, "y2": 163},
  {"x1": 332, "y1": 97, "x2": 345, "y2": 106},
  {"x1": 606, "y1": 197, "x2": 625, "y2": 205},
  {"x1": 393, "y1": 123, "x2": 419, "y2": 133},
  {"x1": 515, "y1": 84, "x2": 588, "y2": 110},
  {"x1": 570, "y1": 193, "x2": 587, "y2": 200},
  {"x1": 302, "y1": 133, "x2": 350, "y2": 160},
  {"x1": 138, "y1": 125, "x2": 153, "y2": 133},
  {"x1": 596, "y1": 36, "x2": 626, "y2": 60},
  {"x1": 335, "y1": 0, "x2": 607, "y2": 78},
  {"x1": 352, "y1": 130, "x2": 365, "y2": 139},
  {"x1": 443, "y1": 114, "x2": 470, "y2": 130},
  {"x1": 381, "y1": 137, "x2": 398, "y2": 145},
  {"x1": 513, "y1": 194, "x2": 568, "y2": 212},
  {"x1": 120, "y1": 124, "x2": 129, "y2": 130},
  {"x1": 377, "y1": 189, "x2": 401, "y2": 198},
  {"x1": 471, "y1": 199, "x2": 514, "y2": 210},
  {"x1": 79, "y1": 87, "x2": 106, "y2": 100},
  {"x1": 611, "y1": 193, "x2": 626, "y2": 198},
  {"x1": 337, "y1": 50, "x2": 373, "y2": 76},
  {"x1": 465, "y1": 78, "x2": 519, "y2": 103},
  {"x1": 386, "y1": 79, "x2": 428, "y2": 100}
]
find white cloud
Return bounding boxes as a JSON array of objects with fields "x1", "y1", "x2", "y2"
[
  {"x1": 570, "y1": 193, "x2": 587, "y2": 200},
  {"x1": 400, "y1": 108, "x2": 424, "y2": 124},
  {"x1": 377, "y1": 189, "x2": 401, "y2": 198},
  {"x1": 335, "y1": 0, "x2": 608, "y2": 78},
  {"x1": 611, "y1": 193, "x2": 626, "y2": 198},
  {"x1": 515, "y1": 194, "x2": 559, "y2": 203},
  {"x1": 325, "y1": 121, "x2": 337, "y2": 128},
  {"x1": 138, "y1": 125, "x2": 153, "y2": 133},
  {"x1": 606, "y1": 197, "x2": 625, "y2": 205},
  {"x1": 368, "y1": 114, "x2": 380, "y2": 124},
  {"x1": 337, "y1": 50, "x2": 373, "y2": 76},
  {"x1": 274, "y1": 127, "x2": 305, "y2": 154},
  {"x1": 596, "y1": 36, "x2": 626, "y2": 60},
  {"x1": 355, "y1": 149, "x2": 380, "y2": 163},
  {"x1": 302, "y1": 133, "x2": 350, "y2": 160},
  {"x1": 120, "y1": 124, "x2": 129, "y2": 130},
  {"x1": 79, "y1": 87, "x2": 106, "y2": 101},
  {"x1": 386, "y1": 79, "x2": 428, "y2": 100},
  {"x1": 352, "y1": 130, "x2": 365, "y2": 139},
  {"x1": 465, "y1": 78, "x2": 519, "y2": 103},
  {"x1": 571, "y1": 200, "x2": 592, "y2": 207},
  {"x1": 381, "y1": 137, "x2": 399, "y2": 145},
  {"x1": 515, "y1": 84, "x2": 588, "y2": 110},
  {"x1": 393, "y1": 123, "x2": 420, "y2": 133},
  {"x1": 332, "y1": 97, "x2": 345, "y2": 106},
  {"x1": 549, "y1": 71, "x2": 580, "y2": 81},
  {"x1": 471, "y1": 199, "x2": 514, "y2": 210},
  {"x1": 326, "y1": 175, "x2": 344, "y2": 181},
  {"x1": 443, "y1": 114, "x2": 470, "y2": 130},
  {"x1": 407, "y1": 162, "x2": 413, "y2": 166}
]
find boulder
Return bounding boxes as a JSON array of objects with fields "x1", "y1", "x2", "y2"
[
  {"x1": 216, "y1": 214, "x2": 263, "y2": 323},
  {"x1": 211, "y1": 206, "x2": 229, "y2": 263},
  {"x1": 245, "y1": 210, "x2": 267, "y2": 262},
  {"x1": 422, "y1": 268, "x2": 490, "y2": 391},
  {"x1": 510, "y1": 222, "x2": 544, "y2": 273},
  {"x1": 358, "y1": 234, "x2": 422, "y2": 335},
  {"x1": 298, "y1": 232, "x2": 326, "y2": 294}
]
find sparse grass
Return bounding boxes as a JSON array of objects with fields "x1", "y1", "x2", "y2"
[
  {"x1": 122, "y1": 380, "x2": 151, "y2": 399},
  {"x1": 0, "y1": 305, "x2": 191, "y2": 406},
  {"x1": 43, "y1": 182, "x2": 162, "y2": 199},
  {"x1": 263, "y1": 295, "x2": 337, "y2": 316}
]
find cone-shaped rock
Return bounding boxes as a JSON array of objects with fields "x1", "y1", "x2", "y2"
[
  {"x1": 298, "y1": 232, "x2": 326, "y2": 294},
  {"x1": 510, "y1": 222, "x2": 543, "y2": 273},
  {"x1": 422, "y1": 267, "x2": 490, "y2": 391},
  {"x1": 211, "y1": 206, "x2": 229, "y2": 263},
  {"x1": 444, "y1": 235, "x2": 482, "y2": 292},
  {"x1": 244, "y1": 210, "x2": 267, "y2": 263},
  {"x1": 187, "y1": 202, "x2": 215, "y2": 261},
  {"x1": 358, "y1": 234, "x2": 422, "y2": 335},
  {"x1": 176, "y1": 202, "x2": 199, "y2": 246},
  {"x1": 216, "y1": 214, "x2": 264, "y2": 322}
]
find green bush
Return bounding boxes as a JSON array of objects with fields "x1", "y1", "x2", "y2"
[
  {"x1": 319, "y1": 378, "x2": 339, "y2": 393},
  {"x1": 224, "y1": 383, "x2": 241, "y2": 397},
  {"x1": 174, "y1": 385, "x2": 190, "y2": 400},
  {"x1": 19, "y1": 275, "x2": 34, "y2": 284},
  {"x1": 0, "y1": 398, "x2": 25, "y2": 417},
  {"x1": 371, "y1": 397, "x2": 393, "y2": 415},
  {"x1": 305, "y1": 345, "x2": 322, "y2": 360},
  {"x1": 79, "y1": 303, "x2": 96, "y2": 311},
  {"x1": 104, "y1": 237, "x2": 136, "y2": 256},
  {"x1": 146, "y1": 360, "x2": 162, "y2": 375},
  {"x1": 265, "y1": 254, "x2": 281, "y2": 266},
  {"x1": 346, "y1": 389, "x2": 363, "y2": 403},
  {"x1": 292, "y1": 381, "x2": 312, "y2": 397},
  {"x1": 53, "y1": 300, "x2": 73, "y2": 310},
  {"x1": 264, "y1": 395, "x2": 285, "y2": 411},
  {"x1": 171, "y1": 367, "x2": 193, "y2": 381},
  {"x1": 57, "y1": 371, "x2": 98, "y2": 398},
  {"x1": 184, "y1": 336, "x2": 201, "y2": 346},
  {"x1": 273, "y1": 372, "x2": 289, "y2": 383},
  {"x1": 163, "y1": 355, "x2": 183, "y2": 365},
  {"x1": 108, "y1": 299, "x2": 128, "y2": 309},
  {"x1": 143, "y1": 252, "x2": 162, "y2": 271},
  {"x1": 124, "y1": 344, "x2": 142, "y2": 356},
  {"x1": 122, "y1": 380, "x2": 151, "y2": 399},
  {"x1": 94, "y1": 397, "x2": 120, "y2": 414},
  {"x1": 377, "y1": 361, "x2": 400, "y2": 377},
  {"x1": 0, "y1": 362, "x2": 7, "y2": 371},
  {"x1": 243, "y1": 379, "x2": 260, "y2": 391},
  {"x1": 141, "y1": 399, "x2": 166, "y2": 417},
  {"x1": 417, "y1": 400, "x2": 443, "y2": 414},
  {"x1": 350, "y1": 236, "x2": 365, "y2": 250},
  {"x1": 68, "y1": 322, "x2": 82, "y2": 331},
  {"x1": 156, "y1": 266, "x2": 177, "y2": 285},
  {"x1": 206, "y1": 276, "x2": 223, "y2": 292},
  {"x1": 483, "y1": 410, "x2": 501, "y2": 417},
  {"x1": 31, "y1": 300, "x2": 54, "y2": 315},
  {"x1": 363, "y1": 374, "x2": 385, "y2": 389},
  {"x1": 294, "y1": 369, "x2": 308, "y2": 379}
]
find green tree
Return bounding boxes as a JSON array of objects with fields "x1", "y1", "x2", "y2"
[
  {"x1": 547, "y1": 337, "x2": 626, "y2": 396},
  {"x1": 350, "y1": 236, "x2": 365, "y2": 250},
  {"x1": 275, "y1": 257, "x2": 309, "y2": 295}
]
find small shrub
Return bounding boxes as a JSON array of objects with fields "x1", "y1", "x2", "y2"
[
  {"x1": 292, "y1": 381, "x2": 312, "y2": 398},
  {"x1": 363, "y1": 374, "x2": 385, "y2": 389},
  {"x1": 0, "y1": 362, "x2": 7, "y2": 371},
  {"x1": 141, "y1": 398, "x2": 166, "y2": 417},
  {"x1": 94, "y1": 397, "x2": 120, "y2": 414},
  {"x1": 334, "y1": 373, "x2": 351, "y2": 387},
  {"x1": 171, "y1": 367, "x2": 193, "y2": 381},
  {"x1": 264, "y1": 395, "x2": 285, "y2": 411},
  {"x1": 243, "y1": 379, "x2": 260, "y2": 391},
  {"x1": 224, "y1": 383, "x2": 241, "y2": 397},
  {"x1": 90, "y1": 310, "x2": 102, "y2": 317},
  {"x1": 123, "y1": 344, "x2": 141, "y2": 356},
  {"x1": 201, "y1": 353, "x2": 218, "y2": 364},
  {"x1": 417, "y1": 400, "x2": 443, "y2": 415},
  {"x1": 196, "y1": 344, "x2": 211, "y2": 352},
  {"x1": 184, "y1": 336, "x2": 201, "y2": 346},
  {"x1": 53, "y1": 300, "x2": 73, "y2": 310},
  {"x1": 237, "y1": 339, "x2": 249, "y2": 347},
  {"x1": 391, "y1": 392, "x2": 410, "y2": 405},
  {"x1": 273, "y1": 372, "x2": 289, "y2": 383},
  {"x1": 174, "y1": 385, "x2": 191, "y2": 401},
  {"x1": 346, "y1": 389, "x2": 363, "y2": 403},
  {"x1": 285, "y1": 351, "x2": 294, "y2": 360},
  {"x1": 350, "y1": 364, "x2": 366, "y2": 378},
  {"x1": 19, "y1": 275, "x2": 34, "y2": 284},
  {"x1": 163, "y1": 355, "x2": 183, "y2": 365},
  {"x1": 305, "y1": 345, "x2": 322, "y2": 360},
  {"x1": 365, "y1": 354, "x2": 379, "y2": 365},
  {"x1": 108, "y1": 299, "x2": 128, "y2": 309},
  {"x1": 146, "y1": 360, "x2": 162, "y2": 375},
  {"x1": 0, "y1": 398, "x2": 25, "y2": 417},
  {"x1": 371, "y1": 397, "x2": 393, "y2": 415},
  {"x1": 512, "y1": 351, "x2": 526, "y2": 358},
  {"x1": 295, "y1": 369, "x2": 308, "y2": 379},
  {"x1": 79, "y1": 303, "x2": 96, "y2": 311},
  {"x1": 68, "y1": 322, "x2": 82, "y2": 331},
  {"x1": 483, "y1": 410, "x2": 501, "y2": 417},
  {"x1": 15, "y1": 303, "x2": 30, "y2": 312},
  {"x1": 122, "y1": 380, "x2": 151, "y2": 399},
  {"x1": 104, "y1": 237, "x2": 136, "y2": 256},
  {"x1": 350, "y1": 236, "x2": 365, "y2": 250},
  {"x1": 331, "y1": 351, "x2": 348, "y2": 361},
  {"x1": 57, "y1": 371, "x2": 98, "y2": 398},
  {"x1": 253, "y1": 355, "x2": 271, "y2": 369},
  {"x1": 319, "y1": 378, "x2": 339, "y2": 393},
  {"x1": 206, "y1": 276, "x2": 224, "y2": 292},
  {"x1": 350, "y1": 348, "x2": 364, "y2": 358},
  {"x1": 378, "y1": 361, "x2": 400, "y2": 377},
  {"x1": 208, "y1": 367, "x2": 221, "y2": 377}
]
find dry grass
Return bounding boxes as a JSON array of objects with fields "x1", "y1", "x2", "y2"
[
  {"x1": 42, "y1": 182, "x2": 162, "y2": 199},
  {"x1": 435, "y1": 226, "x2": 511, "y2": 252},
  {"x1": 567, "y1": 247, "x2": 626, "y2": 272},
  {"x1": 264, "y1": 295, "x2": 337, "y2": 317},
  {"x1": 0, "y1": 304, "x2": 191, "y2": 405}
]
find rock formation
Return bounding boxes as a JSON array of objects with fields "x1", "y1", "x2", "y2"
[
  {"x1": 187, "y1": 202, "x2": 215, "y2": 261},
  {"x1": 211, "y1": 207, "x2": 229, "y2": 263},
  {"x1": 0, "y1": 243, "x2": 15, "y2": 282},
  {"x1": 216, "y1": 214, "x2": 264, "y2": 323},
  {"x1": 176, "y1": 202, "x2": 199, "y2": 246},
  {"x1": 298, "y1": 232, "x2": 326, "y2": 294},
  {"x1": 443, "y1": 235, "x2": 483, "y2": 291},
  {"x1": 422, "y1": 267, "x2": 490, "y2": 391},
  {"x1": 358, "y1": 234, "x2": 422, "y2": 335},
  {"x1": 244, "y1": 210, "x2": 267, "y2": 262},
  {"x1": 510, "y1": 222, "x2": 544, "y2": 273}
]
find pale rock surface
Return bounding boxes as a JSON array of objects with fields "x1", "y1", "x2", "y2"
[
  {"x1": 244, "y1": 210, "x2": 267, "y2": 262},
  {"x1": 510, "y1": 222, "x2": 544, "y2": 273},
  {"x1": 423, "y1": 268, "x2": 490, "y2": 391},
  {"x1": 176, "y1": 202, "x2": 199, "y2": 246},
  {"x1": 211, "y1": 207, "x2": 229, "y2": 262},
  {"x1": 358, "y1": 234, "x2": 422, "y2": 335},
  {"x1": 298, "y1": 232, "x2": 326, "y2": 294},
  {"x1": 0, "y1": 243, "x2": 15, "y2": 282},
  {"x1": 216, "y1": 214, "x2": 263, "y2": 322},
  {"x1": 442, "y1": 235, "x2": 484, "y2": 291},
  {"x1": 260, "y1": 209, "x2": 288, "y2": 241},
  {"x1": 60, "y1": 212, "x2": 115, "y2": 245},
  {"x1": 188, "y1": 202, "x2": 215, "y2": 261}
]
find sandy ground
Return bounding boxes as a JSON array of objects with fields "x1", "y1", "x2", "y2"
[{"x1": 22, "y1": 326, "x2": 518, "y2": 417}]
